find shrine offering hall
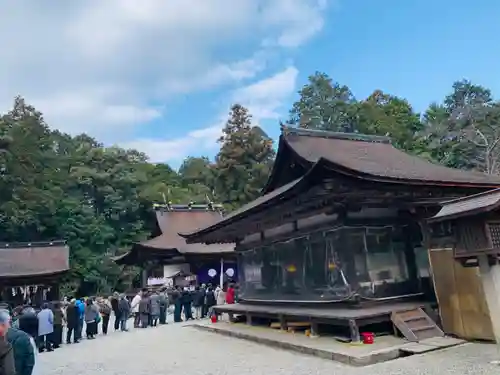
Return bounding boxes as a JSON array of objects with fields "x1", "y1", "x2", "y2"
[{"x1": 182, "y1": 127, "x2": 500, "y2": 343}]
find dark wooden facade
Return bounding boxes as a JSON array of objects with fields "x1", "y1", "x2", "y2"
[
  {"x1": 183, "y1": 128, "x2": 500, "y2": 307},
  {"x1": 0, "y1": 241, "x2": 70, "y2": 306}
]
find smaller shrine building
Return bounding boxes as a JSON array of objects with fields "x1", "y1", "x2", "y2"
[
  {"x1": 0, "y1": 241, "x2": 70, "y2": 307},
  {"x1": 115, "y1": 204, "x2": 236, "y2": 288}
]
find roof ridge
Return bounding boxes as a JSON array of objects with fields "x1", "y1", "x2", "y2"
[
  {"x1": 281, "y1": 126, "x2": 391, "y2": 144},
  {"x1": 441, "y1": 187, "x2": 500, "y2": 205},
  {"x1": 153, "y1": 203, "x2": 224, "y2": 212},
  {"x1": 0, "y1": 240, "x2": 66, "y2": 249}
]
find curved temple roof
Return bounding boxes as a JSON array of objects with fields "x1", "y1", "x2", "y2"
[
  {"x1": 114, "y1": 206, "x2": 234, "y2": 265},
  {"x1": 183, "y1": 127, "x2": 500, "y2": 244},
  {"x1": 0, "y1": 241, "x2": 69, "y2": 278}
]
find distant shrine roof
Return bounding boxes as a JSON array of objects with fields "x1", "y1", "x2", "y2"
[
  {"x1": 182, "y1": 127, "x2": 500, "y2": 244},
  {"x1": 0, "y1": 241, "x2": 69, "y2": 278},
  {"x1": 114, "y1": 204, "x2": 234, "y2": 265}
]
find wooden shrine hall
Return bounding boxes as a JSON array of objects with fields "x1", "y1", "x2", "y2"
[
  {"x1": 115, "y1": 204, "x2": 236, "y2": 288},
  {"x1": 182, "y1": 127, "x2": 500, "y2": 342},
  {"x1": 0, "y1": 241, "x2": 70, "y2": 307}
]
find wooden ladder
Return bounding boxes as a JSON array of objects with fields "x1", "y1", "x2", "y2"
[{"x1": 391, "y1": 308, "x2": 444, "y2": 342}]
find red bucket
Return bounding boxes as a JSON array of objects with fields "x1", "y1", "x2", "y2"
[
  {"x1": 210, "y1": 315, "x2": 218, "y2": 323},
  {"x1": 361, "y1": 332, "x2": 374, "y2": 344}
]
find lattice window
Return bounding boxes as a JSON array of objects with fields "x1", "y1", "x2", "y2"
[{"x1": 487, "y1": 222, "x2": 500, "y2": 248}]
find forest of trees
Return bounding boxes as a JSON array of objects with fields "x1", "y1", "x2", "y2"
[{"x1": 0, "y1": 71, "x2": 498, "y2": 293}]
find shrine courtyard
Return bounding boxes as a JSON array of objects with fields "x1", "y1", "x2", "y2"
[{"x1": 40, "y1": 319, "x2": 499, "y2": 375}]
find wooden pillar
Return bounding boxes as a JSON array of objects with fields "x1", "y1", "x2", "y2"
[
  {"x1": 349, "y1": 319, "x2": 360, "y2": 343},
  {"x1": 141, "y1": 269, "x2": 148, "y2": 288},
  {"x1": 402, "y1": 225, "x2": 419, "y2": 289}
]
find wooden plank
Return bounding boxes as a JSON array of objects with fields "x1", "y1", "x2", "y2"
[{"x1": 429, "y1": 247, "x2": 494, "y2": 341}]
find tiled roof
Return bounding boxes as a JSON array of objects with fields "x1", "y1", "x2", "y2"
[{"x1": 0, "y1": 241, "x2": 69, "y2": 277}]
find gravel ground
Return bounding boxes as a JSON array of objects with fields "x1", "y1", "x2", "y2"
[{"x1": 39, "y1": 319, "x2": 500, "y2": 375}]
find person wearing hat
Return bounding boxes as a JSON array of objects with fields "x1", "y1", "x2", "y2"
[
  {"x1": 4, "y1": 309, "x2": 35, "y2": 375},
  {"x1": 0, "y1": 309, "x2": 16, "y2": 375}
]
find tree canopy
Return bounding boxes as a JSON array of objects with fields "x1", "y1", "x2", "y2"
[{"x1": 1, "y1": 72, "x2": 499, "y2": 294}]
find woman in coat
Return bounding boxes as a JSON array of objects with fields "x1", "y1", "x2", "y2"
[
  {"x1": 148, "y1": 292, "x2": 161, "y2": 327},
  {"x1": 36, "y1": 304, "x2": 54, "y2": 352},
  {"x1": 50, "y1": 302, "x2": 64, "y2": 348},
  {"x1": 84, "y1": 299, "x2": 99, "y2": 339}
]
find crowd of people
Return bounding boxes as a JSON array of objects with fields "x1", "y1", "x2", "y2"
[
  {"x1": 168, "y1": 283, "x2": 236, "y2": 322},
  {"x1": 0, "y1": 282, "x2": 237, "y2": 375}
]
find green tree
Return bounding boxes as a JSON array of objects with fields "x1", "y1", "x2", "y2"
[
  {"x1": 214, "y1": 104, "x2": 275, "y2": 210},
  {"x1": 354, "y1": 90, "x2": 422, "y2": 150},
  {"x1": 0, "y1": 96, "x2": 214, "y2": 294},
  {"x1": 420, "y1": 80, "x2": 500, "y2": 174},
  {"x1": 288, "y1": 71, "x2": 356, "y2": 131}
]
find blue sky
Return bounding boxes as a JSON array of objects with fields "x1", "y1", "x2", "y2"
[{"x1": 1, "y1": 1, "x2": 499, "y2": 168}]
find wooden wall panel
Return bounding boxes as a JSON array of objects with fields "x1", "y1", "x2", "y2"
[{"x1": 429, "y1": 248, "x2": 494, "y2": 341}]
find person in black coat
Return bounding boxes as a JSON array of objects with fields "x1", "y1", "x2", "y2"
[
  {"x1": 192, "y1": 287, "x2": 205, "y2": 319},
  {"x1": 110, "y1": 292, "x2": 121, "y2": 331},
  {"x1": 18, "y1": 307, "x2": 38, "y2": 340},
  {"x1": 171, "y1": 287, "x2": 182, "y2": 323},
  {"x1": 205, "y1": 287, "x2": 216, "y2": 315},
  {"x1": 181, "y1": 288, "x2": 193, "y2": 321},
  {"x1": 65, "y1": 300, "x2": 79, "y2": 344}
]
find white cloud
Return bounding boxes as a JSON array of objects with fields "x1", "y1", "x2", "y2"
[
  {"x1": 124, "y1": 66, "x2": 299, "y2": 163},
  {"x1": 0, "y1": 0, "x2": 329, "y2": 156},
  {"x1": 121, "y1": 125, "x2": 223, "y2": 164},
  {"x1": 232, "y1": 66, "x2": 299, "y2": 120}
]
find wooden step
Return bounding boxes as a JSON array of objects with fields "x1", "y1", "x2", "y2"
[{"x1": 391, "y1": 308, "x2": 444, "y2": 342}]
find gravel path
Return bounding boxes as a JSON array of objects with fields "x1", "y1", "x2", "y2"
[{"x1": 39, "y1": 320, "x2": 500, "y2": 375}]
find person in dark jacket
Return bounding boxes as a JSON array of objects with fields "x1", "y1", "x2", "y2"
[
  {"x1": 192, "y1": 287, "x2": 205, "y2": 319},
  {"x1": 158, "y1": 290, "x2": 168, "y2": 324},
  {"x1": 110, "y1": 292, "x2": 121, "y2": 331},
  {"x1": 18, "y1": 307, "x2": 38, "y2": 340},
  {"x1": 117, "y1": 295, "x2": 130, "y2": 332},
  {"x1": 171, "y1": 287, "x2": 182, "y2": 323},
  {"x1": 50, "y1": 302, "x2": 64, "y2": 348},
  {"x1": 138, "y1": 293, "x2": 150, "y2": 328},
  {"x1": 6, "y1": 327, "x2": 35, "y2": 375},
  {"x1": 181, "y1": 288, "x2": 193, "y2": 321},
  {"x1": 0, "y1": 310, "x2": 16, "y2": 375},
  {"x1": 65, "y1": 300, "x2": 79, "y2": 344},
  {"x1": 205, "y1": 287, "x2": 216, "y2": 315}
]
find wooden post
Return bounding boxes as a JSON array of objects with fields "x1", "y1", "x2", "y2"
[
  {"x1": 141, "y1": 269, "x2": 148, "y2": 288},
  {"x1": 310, "y1": 322, "x2": 319, "y2": 338},
  {"x1": 349, "y1": 319, "x2": 360, "y2": 343},
  {"x1": 279, "y1": 314, "x2": 287, "y2": 330},
  {"x1": 478, "y1": 255, "x2": 500, "y2": 365}
]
